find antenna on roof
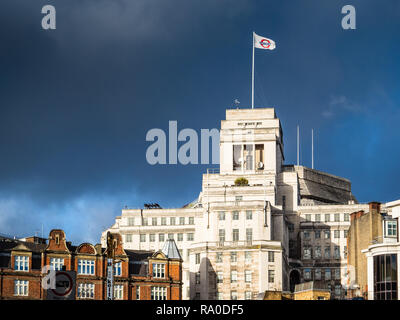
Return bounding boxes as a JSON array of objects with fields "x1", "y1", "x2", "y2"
[
  {"x1": 297, "y1": 125, "x2": 300, "y2": 166},
  {"x1": 312, "y1": 128, "x2": 314, "y2": 169}
]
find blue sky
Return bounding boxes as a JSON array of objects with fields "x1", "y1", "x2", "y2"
[{"x1": 0, "y1": 0, "x2": 399, "y2": 244}]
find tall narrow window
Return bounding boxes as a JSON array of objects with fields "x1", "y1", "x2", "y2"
[
  {"x1": 244, "y1": 144, "x2": 254, "y2": 170},
  {"x1": 255, "y1": 144, "x2": 264, "y2": 170},
  {"x1": 233, "y1": 145, "x2": 243, "y2": 171}
]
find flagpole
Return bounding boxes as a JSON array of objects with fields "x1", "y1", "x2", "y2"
[{"x1": 252, "y1": 31, "x2": 255, "y2": 109}]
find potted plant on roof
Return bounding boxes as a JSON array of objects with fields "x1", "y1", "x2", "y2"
[{"x1": 234, "y1": 177, "x2": 249, "y2": 186}]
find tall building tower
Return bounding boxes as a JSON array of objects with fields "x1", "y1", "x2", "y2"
[{"x1": 190, "y1": 108, "x2": 289, "y2": 300}]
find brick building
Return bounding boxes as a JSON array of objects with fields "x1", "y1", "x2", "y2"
[{"x1": 0, "y1": 229, "x2": 182, "y2": 300}]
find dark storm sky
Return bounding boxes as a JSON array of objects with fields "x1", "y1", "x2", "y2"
[{"x1": 0, "y1": 0, "x2": 399, "y2": 243}]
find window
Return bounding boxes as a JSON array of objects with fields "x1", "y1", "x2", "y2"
[
  {"x1": 126, "y1": 234, "x2": 132, "y2": 243},
  {"x1": 324, "y1": 230, "x2": 330, "y2": 239},
  {"x1": 195, "y1": 272, "x2": 201, "y2": 284},
  {"x1": 325, "y1": 269, "x2": 331, "y2": 280},
  {"x1": 282, "y1": 196, "x2": 286, "y2": 211},
  {"x1": 325, "y1": 214, "x2": 330, "y2": 222},
  {"x1": 179, "y1": 217, "x2": 185, "y2": 225},
  {"x1": 268, "y1": 251, "x2": 274, "y2": 263},
  {"x1": 233, "y1": 145, "x2": 243, "y2": 171},
  {"x1": 219, "y1": 229, "x2": 225, "y2": 243},
  {"x1": 244, "y1": 144, "x2": 254, "y2": 170},
  {"x1": 128, "y1": 217, "x2": 135, "y2": 226},
  {"x1": 334, "y1": 268, "x2": 341, "y2": 280},
  {"x1": 324, "y1": 247, "x2": 331, "y2": 259},
  {"x1": 50, "y1": 257, "x2": 64, "y2": 271},
  {"x1": 136, "y1": 286, "x2": 140, "y2": 300},
  {"x1": 334, "y1": 230, "x2": 340, "y2": 239},
  {"x1": 153, "y1": 263, "x2": 165, "y2": 278},
  {"x1": 386, "y1": 220, "x2": 398, "y2": 237},
  {"x1": 216, "y1": 252, "x2": 222, "y2": 263},
  {"x1": 334, "y1": 246, "x2": 340, "y2": 259},
  {"x1": 315, "y1": 214, "x2": 321, "y2": 222},
  {"x1": 232, "y1": 211, "x2": 239, "y2": 220},
  {"x1": 315, "y1": 268, "x2": 321, "y2": 280},
  {"x1": 78, "y1": 283, "x2": 94, "y2": 299},
  {"x1": 245, "y1": 251, "x2": 252, "y2": 263},
  {"x1": 114, "y1": 262, "x2": 122, "y2": 276},
  {"x1": 246, "y1": 210, "x2": 253, "y2": 220},
  {"x1": 195, "y1": 253, "x2": 200, "y2": 264},
  {"x1": 189, "y1": 217, "x2": 194, "y2": 225},
  {"x1": 218, "y1": 211, "x2": 225, "y2": 220},
  {"x1": 159, "y1": 233, "x2": 165, "y2": 242},
  {"x1": 161, "y1": 217, "x2": 167, "y2": 225},
  {"x1": 149, "y1": 234, "x2": 155, "y2": 242},
  {"x1": 334, "y1": 213, "x2": 340, "y2": 222},
  {"x1": 217, "y1": 292, "x2": 223, "y2": 300},
  {"x1": 245, "y1": 291, "x2": 252, "y2": 300},
  {"x1": 152, "y1": 217, "x2": 157, "y2": 226},
  {"x1": 231, "y1": 271, "x2": 237, "y2": 283},
  {"x1": 335, "y1": 285, "x2": 342, "y2": 297},
  {"x1": 344, "y1": 213, "x2": 350, "y2": 222},
  {"x1": 303, "y1": 247, "x2": 312, "y2": 259},
  {"x1": 373, "y1": 254, "x2": 398, "y2": 300},
  {"x1": 140, "y1": 234, "x2": 146, "y2": 242},
  {"x1": 232, "y1": 229, "x2": 239, "y2": 242},
  {"x1": 217, "y1": 272, "x2": 223, "y2": 283},
  {"x1": 235, "y1": 196, "x2": 243, "y2": 202},
  {"x1": 177, "y1": 233, "x2": 183, "y2": 242},
  {"x1": 170, "y1": 217, "x2": 176, "y2": 225},
  {"x1": 78, "y1": 260, "x2": 95, "y2": 275},
  {"x1": 187, "y1": 233, "x2": 194, "y2": 241},
  {"x1": 14, "y1": 280, "x2": 28, "y2": 296},
  {"x1": 288, "y1": 223, "x2": 294, "y2": 232},
  {"x1": 246, "y1": 228, "x2": 252, "y2": 242},
  {"x1": 268, "y1": 270, "x2": 275, "y2": 283},
  {"x1": 245, "y1": 270, "x2": 252, "y2": 283},
  {"x1": 304, "y1": 268, "x2": 311, "y2": 280},
  {"x1": 231, "y1": 291, "x2": 238, "y2": 300},
  {"x1": 314, "y1": 246, "x2": 321, "y2": 259},
  {"x1": 195, "y1": 292, "x2": 200, "y2": 300},
  {"x1": 305, "y1": 214, "x2": 311, "y2": 222},
  {"x1": 315, "y1": 230, "x2": 321, "y2": 239},
  {"x1": 231, "y1": 252, "x2": 237, "y2": 262},
  {"x1": 14, "y1": 256, "x2": 29, "y2": 271},
  {"x1": 142, "y1": 218, "x2": 148, "y2": 226},
  {"x1": 303, "y1": 231, "x2": 310, "y2": 239},
  {"x1": 114, "y1": 284, "x2": 123, "y2": 300},
  {"x1": 151, "y1": 287, "x2": 167, "y2": 300},
  {"x1": 344, "y1": 230, "x2": 348, "y2": 238},
  {"x1": 168, "y1": 233, "x2": 174, "y2": 240}
]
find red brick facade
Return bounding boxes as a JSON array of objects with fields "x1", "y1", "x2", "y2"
[{"x1": 0, "y1": 229, "x2": 182, "y2": 300}]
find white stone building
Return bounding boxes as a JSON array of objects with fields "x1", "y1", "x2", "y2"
[{"x1": 102, "y1": 107, "x2": 370, "y2": 300}]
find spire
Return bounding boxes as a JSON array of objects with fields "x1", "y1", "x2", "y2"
[{"x1": 161, "y1": 238, "x2": 182, "y2": 260}]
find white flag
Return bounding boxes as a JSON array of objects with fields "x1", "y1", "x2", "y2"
[{"x1": 253, "y1": 32, "x2": 276, "y2": 50}]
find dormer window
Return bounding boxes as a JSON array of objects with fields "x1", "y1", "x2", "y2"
[
  {"x1": 385, "y1": 220, "x2": 398, "y2": 238},
  {"x1": 152, "y1": 263, "x2": 165, "y2": 278},
  {"x1": 14, "y1": 256, "x2": 29, "y2": 271}
]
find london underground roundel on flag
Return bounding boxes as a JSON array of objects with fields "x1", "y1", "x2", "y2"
[{"x1": 260, "y1": 39, "x2": 271, "y2": 49}]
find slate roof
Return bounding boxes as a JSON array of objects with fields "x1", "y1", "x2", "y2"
[{"x1": 161, "y1": 239, "x2": 182, "y2": 260}]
